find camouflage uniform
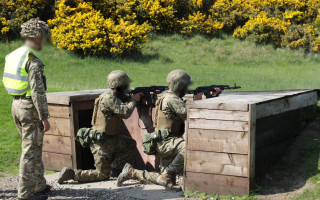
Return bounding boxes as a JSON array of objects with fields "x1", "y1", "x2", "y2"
[
  {"x1": 74, "y1": 89, "x2": 137, "y2": 182},
  {"x1": 134, "y1": 91, "x2": 187, "y2": 184},
  {"x1": 117, "y1": 69, "x2": 193, "y2": 187},
  {"x1": 3, "y1": 18, "x2": 52, "y2": 199},
  {"x1": 12, "y1": 58, "x2": 49, "y2": 199}
]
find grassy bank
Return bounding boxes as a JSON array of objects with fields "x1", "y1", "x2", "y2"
[
  {"x1": 0, "y1": 35, "x2": 319, "y2": 198},
  {"x1": 293, "y1": 141, "x2": 320, "y2": 200}
]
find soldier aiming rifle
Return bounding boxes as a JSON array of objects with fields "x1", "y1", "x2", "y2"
[{"x1": 116, "y1": 69, "x2": 225, "y2": 190}]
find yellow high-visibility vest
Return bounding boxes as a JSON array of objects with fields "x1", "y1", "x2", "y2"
[{"x1": 2, "y1": 45, "x2": 41, "y2": 97}]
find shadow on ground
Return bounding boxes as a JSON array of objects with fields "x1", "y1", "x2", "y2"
[
  {"x1": 0, "y1": 189, "x2": 17, "y2": 199},
  {"x1": 0, "y1": 186, "x2": 182, "y2": 200},
  {"x1": 255, "y1": 111, "x2": 320, "y2": 199}
]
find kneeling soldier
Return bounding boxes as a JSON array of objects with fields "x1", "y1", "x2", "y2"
[
  {"x1": 58, "y1": 70, "x2": 141, "y2": 183},
  {"x1": 117, "y1": 69, "x2": 221, "y2": 188},
  {"x1": 116, "y1": 70, "x2": 221, "y2": 188}
]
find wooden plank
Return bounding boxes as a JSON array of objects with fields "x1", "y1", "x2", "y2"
[
  {"x1": 256, "y1": 108, "x2": 300, "y2": 147},
  {"x1": 43, "y1": 135, "x2": 72, "y2": 155},
  {"x1": 190, "y1": 101, "x2": 249, "y2": 111},
  {"x1": 188, "y1": 119, "x2": 249, "y2": 132},
  {"x1": 256, "y1": 105, "x2": 317, "y2": 148},
  {"x1": 188, "y1": 109, "x2": 249, "y2": 121},
  {"x1": 188, "y1": 90, "x2": 316, "y2": 107},
  {"x1": 184, "y1": 172, "x2": 249, "y2": 195},
  {"x1": 186, "y1": 151, "x2": 248, "y2": 177},
  {"x1": 183, "y1": 108, "x2": 190, "y2": 191},
  {"x1": 70, "y1": 103, "x2": 79, "y2": 169},
  {"x1": 48, "y1": 105, "x2": 70, "y2": 118},
  {"x1": 47, "y1": 117, "x2": 71, "y2": 137},
  {"x1": 46, "y1": 89, "x2": 105, "y2": 105},
  {"x1": 299, "y1": 105, "x2": 317, "y2": 121},
  {"x1": 248, "y1": 104, "x2": 256, "y2": 187},
  {"x1": 42, "y1": 152, "x2": 72, "y2": 171},
  {"x1": 187, "y1": 129, "x2": 248, "y2": 154},
  {"x1": 256, "y1": 91, "x2": 318, "y2": 118}
]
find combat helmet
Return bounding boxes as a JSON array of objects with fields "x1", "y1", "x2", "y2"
[
  {"x1": 20, "y1": 18, "x2": 51, "y2": 39},
  {"x1": 107, "y1": 70, "x2": 131, "y2": 90},
  {"x1": 166, "y1": 69, "x2": 193, "y2": 95}
]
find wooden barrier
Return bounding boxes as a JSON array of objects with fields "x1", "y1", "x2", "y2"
[
  {"x1": 44, "y1": 90, "x2": 159, "y2": 171},
  {"x1": 44, "y1": 89, "x2": 318, "y2": 195},
  {"x1": 184, "y1": 90, "x2": 318, "y2": 195}
]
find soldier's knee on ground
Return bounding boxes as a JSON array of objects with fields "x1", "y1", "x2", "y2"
[{"x1": 98, "y1": 167, "x2": 111, "y2": 180}]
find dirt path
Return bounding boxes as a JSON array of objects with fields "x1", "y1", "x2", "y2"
[
  {"x1": 0, "y1": 175, "x2": 135, "y2": 200},
  {"x1": 0, "y1": 173, "x2": 182, "y2": 200}
]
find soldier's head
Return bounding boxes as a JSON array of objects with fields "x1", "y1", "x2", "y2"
[
  {"x1": 21, "y1": 18, "x2": 51, "y2": 51},
  {"x1": 166, "y1": 69, "x2": 193, "y2": 97},
  {"x1": 107, "y1": 70, "x2": 131, "y2": 94}
]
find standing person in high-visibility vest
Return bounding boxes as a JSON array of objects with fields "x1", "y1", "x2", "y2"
[{"x1": 2, "y1": 18, "x2": 51, "y2": 200}]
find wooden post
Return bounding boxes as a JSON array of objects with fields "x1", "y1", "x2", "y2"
[
  {"x1": 248, "y1": 104, "x2": 256, "y2": 188},
  {"x1": 70, "y1": 102, "x2": 79, "y2": 169}
]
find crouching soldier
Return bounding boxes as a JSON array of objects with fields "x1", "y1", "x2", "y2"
[
  {"x1": 116, "y1": 69, "x2": 221, "y2": 189},
  {"x1": 58, "y1": 70, "x2": 141, "y2": 183}
]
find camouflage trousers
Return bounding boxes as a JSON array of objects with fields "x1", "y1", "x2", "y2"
[
  {"x1": 75, "y1": 134, "x2": 136, "y2": 182},
  {"x1": 12, "y1": 98, "x2": 46, "y2": 199},
  {"x1": 136, "y1": 137, "x2": 185, "y2": 184}
]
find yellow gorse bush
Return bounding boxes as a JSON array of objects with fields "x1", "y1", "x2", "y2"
[
  {"x1": 233, "y1": 12, "x2": 290, "y2": 47},
  {"x1": 48, "y1": 0, "x2": 151, "y2": 56},
  {"x1": 0, "y1": 0, "x2": 52, "y2": 40},
  {"x1": 179, "y1": 11, "x2": 223, "y2": 35},
  {"x1": 0, "y1": 17, "x2": 10, "y2": 38},
  {"x1": 3, "y1": 0, "x2": 320, "y2": 54}
]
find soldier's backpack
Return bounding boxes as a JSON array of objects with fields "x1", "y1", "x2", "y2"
[
  {"x1": 76, "y1": 128, "x2": 106, "y2": 147},
  {"x1": 142, "y1": 129, "x2": 169, "y2": 155}
]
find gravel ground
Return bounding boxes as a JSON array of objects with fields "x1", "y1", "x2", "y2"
[{"x1": 0, "y1": 176, "x2": 137, "y2": 200}]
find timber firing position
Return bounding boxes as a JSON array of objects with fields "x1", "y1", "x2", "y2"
[
  {"x1": 116, "y1": 69, "x2": 221, "y2": 189},
  {"x1": 2, "y1": 18, "x2": 51, "y2": 200},
  {"x1": 58, "y1": 70, "x2": 141, "y2": 183}
]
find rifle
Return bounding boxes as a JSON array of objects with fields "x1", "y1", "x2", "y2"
[
  {"x1": 130, "y1": 86, "x2": 168, "y2": 129},
  {"x1": 188, "y1": 83, "x2": 241, "y2": 98},
  {"x1": 130, "y1": 85, "x2": 168, "y2": 106}
]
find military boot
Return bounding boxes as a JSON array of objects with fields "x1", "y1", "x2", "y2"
[
  {"x1": 116, "y1": 163, "x2": 138, "y2": 186},
  {"x1": 18, "y1": 193, "x2": 48, "y2": 200},
  {"x1": 156, "y1": 168, "x2": 181, "y2": 190},
  {"x1": 35, "y1": 184, "x2": 51, "y2": 194},
  {"x1": 156, "y1": 172, "x2": 171, "y2": 186},
  {"x1": 58, "y1": 167, "x2": 75, "y2": 184}
]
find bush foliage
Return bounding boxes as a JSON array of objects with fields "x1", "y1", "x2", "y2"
[
  {"x1": 48, "y1": 0, "x2": 151, "y2": 55},
  {"x1": 2, "y1": 0, "x2": 320, "y2": 55},
  {"x1": 0, "y1": 0, "x2": 54, "y2": 40}
]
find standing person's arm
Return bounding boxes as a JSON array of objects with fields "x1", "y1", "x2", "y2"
[{"x1": 26, "y1": 58, "x2": 50, "y2": 131}]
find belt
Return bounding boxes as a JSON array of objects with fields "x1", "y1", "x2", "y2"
[{"x1": 13, "y1": 95, "x2": 28, "y2": 100}]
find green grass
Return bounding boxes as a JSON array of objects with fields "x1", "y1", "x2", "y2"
[
  {"x1": 292, "y1": 141, "x2": 320, "y2": 200},
  {"x1": 0, "y1": 34, "x2": 319, "y2": 197},
  {"x1": 183, "y1": 189, "x2": 257, "y2": 200}
]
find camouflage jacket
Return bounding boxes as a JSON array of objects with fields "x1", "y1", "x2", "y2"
[
  {"x1": 25, "y1": 57, "x2": 49, "y2": 120},
  {"x1": 100, "y1": 90, "x2": 136, "y2": 119},
  {"x1": 160, "y1": 91, "x2": 187, "y2": 121}
]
